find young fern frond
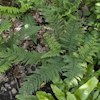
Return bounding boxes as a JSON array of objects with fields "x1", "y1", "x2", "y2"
[
  {"x1": 59, "y1": 19, "x2": 83, "y2": 53},
  {"x1": 17, "y1": 57, "x2": 64, "y2": 100},
  {"x1": 62, "y1": 55, "x2": 87, "y2": 89}
]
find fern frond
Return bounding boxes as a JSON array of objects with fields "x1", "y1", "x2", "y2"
[
  {"x1": 0, "y1": 45, "x2": 43, "y2": 72},
  {"x1": 0, "y1": 19, "x2": 12, "y2": 32},
  {"x1": 61, "y1": 55, "x2": 87, "y2": 89},
  {"x1": 17, "y1": 57, "x2": 64, "y2": 100},
  {"x1": 23, "y1": 14, "x2": 36, "y2": 26},
  {"x1": 78, "y1": 34, "x2": 99, "y2": 63},
  {"x1": 51, "y1": 0, "x2": 82, "y2": 18},
  {"x1": 59, "y1": 19, "x2": 83, "y2": 53},
  {"x1": 0, "y1": 5, "x2": 22, "y2": 18},
  {"x1": 13, "y1": 14, "x2": 42, "y2": 44},
  {"x1": 40, "y1": 5, "x2": 64, "y2": 40},
  {"x1": 0, "y1": 25, "x2": 41, "y2": 51},
  {"x1": 0, "y1": 59, "x2": 12, "y2": 75},
  {"x1": 0, "y1": 14, "x2": 42, "y2": 51}
]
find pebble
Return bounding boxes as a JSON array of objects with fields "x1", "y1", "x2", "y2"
[
  {"x1": 10, "y1": 80, "x2": 16, "y2": 85},
  {"x1": 1, "y1": 86, "x2": 7, "y2": 91},
  {"x1": 5, "y1": 83, "x2": 11, "y2": 89},
  {"x1": 11, "y1": 88, "x2": 17, "y2": 94}
]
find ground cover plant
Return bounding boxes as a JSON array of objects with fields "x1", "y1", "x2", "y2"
[{"x1": 0, "y1": 0, "x2": 100, "y2": 100}]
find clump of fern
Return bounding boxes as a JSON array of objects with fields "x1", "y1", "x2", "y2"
[{"x1": 0, "y1": 0, "x2": 100, "y2": 100}]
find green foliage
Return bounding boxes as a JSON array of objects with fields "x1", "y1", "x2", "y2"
[
  {"x1": 41, "y1": 33, "x2": 65, "y2": 58},
  {"x1": 74, "y1": 77, "x2": 98, "y2": 100},
  {"x1": 0, "y1": 19, "x2": 11, "y2": 44},
  {"x1": 0, "y1": 34, "x2": 6, "y2": 44},
  {"x1": 84, "y1": 0, "x2": 100, "y2": 32},
  {"x1": 59, "y1": 19, "x2": 83, "y2": 53},
  {"x1": 0, "y1": 14, "x2": 41, "y2": 51},
  {"x1": 0, "y1": 0, "x2": 42, "y2": 18},
  {"x1": 36, "y1": 91, "x2": 55, "y2": 100},
  {"x1": 40, "y1": 5, "x2": 65, "y2": 39},
  {"x1": 16, "y1": 57, "x2": 64, "y2": 99},
  {"x1": 51, "y1": 84, "x2": 66, "y2": 100},
  {"x1": 51, "y1": 0, "x2": 82, "y2": 19},
  {"x1": 0, "y1": 0, "x2": 100, "y2": 100},
  {"x1": 28, "y1": 76, "x2": 98, "y2": 100},
  {"x1": 78, "y1": 34, "x2": 99, "y2": 63},
  {"x1": 0, "y1": 45, "x2": 43, "y2": 74},
  {"x1": 0, "y1": 5, "x2": 22, "y2": 18},
  {"x1": 62, "y1": 55, "x2": 87, "y2": 88},
  {"x1": 0, "y1": 19, "x2": 12, "y2": 32},
  {"x1": 16, "y1": 95, "x2": 39, "y2": 100},
  {"x1": 67, "y1": 92, "x2": 77, "y2": 100}
]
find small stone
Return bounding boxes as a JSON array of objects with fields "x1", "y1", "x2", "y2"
[
  {"x1": 11, "y1": 88, "x2": 17, "y2": 94},
  {"x1": 5, "y1": 83, "x2": 11, "y2": 89},
  {"x1": 1, "y1": 86, "x2": 7, "y2": 91},
  {"x1": 10, "y1": 80, "x2": 16, "y2": 85},
  {"x1": 0, "y1": 74, "x2": 8, "y2": 83},
  {"x1": 27, "y1": 68, "x2": 32, "y2": 74}
]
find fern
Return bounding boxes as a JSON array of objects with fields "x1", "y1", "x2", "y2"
[
  {"x1": 0, "y1": 19, "x2": 12, "y2": 32},
  {"x1": 51, "y1": 0, "x2": 82, "y2": 19},
  {"x1": 59, "y1": 19, "x2": 83, "y2": 54},
  {"x1": 0, "y1": 45, "x2": 43, "y2": 74},
  {"x1": 78, "y1": 34, "x2": 99, "y2": 63},
  {"x1": 40, "y1": 5, "x2": 65, "y2": 40},
  {"x1": 0, "y1": 5, "x2": 22, "y2": 18},
  {"x1": 0, "y1": 0, "x2": 34, "y2": 18},
  {"x1": 0, "y1": 59, "x2": 12, "y2": 75},
  {"x1": 44, "y1": 33, "x2": 61, "y2": 51},
  {"x1": 61, "y1": 55, "x2": 87, "y2": 89},
  {"x1": 0, "y1": 0, "x2": 99, "y2": 99},
  {"x1": 0, "y1": 14, "x2": 42, "y2": 51},
  {"x1": 41, "y1": 33, "x2": 65, "y2": 58},
  {"x1": 16, "y1": 57, "x2": 64, "y2": 100}
]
